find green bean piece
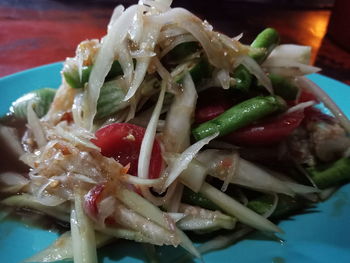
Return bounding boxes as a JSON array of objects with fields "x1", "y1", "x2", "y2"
[
  {"x1": 164, "y1": 42, "x2": 200, "y2": 63},
  {"x1": 249, "y1": 28, "x2": 280, "y2": 64},
  {"x1": 192, "y1": 95, "x2": 286, "y2": 141},
  {"x1": 10, "y1": 88, "x2": 56, "y2": 119},
  {"x1": 232, "y1": 65, "x2": 253, "y2": 92},
  {"x1": 247, "y1": 195, "x2": 303, "y2": 219},
  {"x1": 269, "y1": 74, "x2": 298, "y2": 100},
  {"x1": 307, "y1": 157, "x2": 350, "y2": 189},
  {"x1": 95, "y1": 80, "x2": 128, "y2": 120},
  {"x1": 63, "y1": 61, "x2": 123, "y2": 89},
  {"x1": 182, "y1": 187, "x2": 221, "y2": 211},
  {"x1": 231, "y1": 28, "x2": 279, "y2": 91}
]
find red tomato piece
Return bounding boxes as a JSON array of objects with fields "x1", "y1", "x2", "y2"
[
  {"x1": 224, "y1": 111, "x2": 305, "y2": 146},
  {"x1": 84, "y1": 184, "x2": 106, "y2": 218},
  {"x1": 92, "y1": 123, "x2": 163, "y2": 179},
  {"x1": 298, "y1": 90, "x2": 318, "y2": 103}
]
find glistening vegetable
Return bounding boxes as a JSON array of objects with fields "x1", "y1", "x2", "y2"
[
  {"x1": 192, "y1": 95, "x2": 287, "y2": 141},
  {"x1": 232, "y1": 28, "x2": 280, "y2": 92}
]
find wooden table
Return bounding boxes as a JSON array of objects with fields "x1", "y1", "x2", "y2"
[{"x1": 1, "y1": 0, "x2": 349, "y2": 85}]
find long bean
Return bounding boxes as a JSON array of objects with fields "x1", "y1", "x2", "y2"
[
  {"x1": 192, "y1": 95, "x2": 286, "y2": 141},
  {"x1": 232, "y1": 28, "x2": 280, "y2": 92},
  {"x1": 307, "y1": 157, "x2": 350, "y2": 189},
  {"x1": 269, "y1": 73, "x2": 298, "y2": 100},
  {"x1": 247, "y1": 195, "x2": 303, "y2": 219},
  {"x1": 182, "y1": 187, "x2": 221, "y2": 211},
  {"x1": 249, "y1": 27, "x2": 280, "y2": 64}
]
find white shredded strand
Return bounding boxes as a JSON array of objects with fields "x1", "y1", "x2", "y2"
[
  {"x1": 128, "y1": 5, "x2": 144, "y2": 44},
  {"x1": 233, "y1": 33, "x2": 243, "y2": 41},
  {"x1": 267, "y1": 44, "x2": 311, "y2": 64},
  {"x1": 108, "y1": 5, "x2": 125, "y2": 30},
  {"x1": 240, "y1": 55, "x2": 273, "y2": 93},
  {"x1": 121, "y1": 174, "x2": 163, "y2": 186},
  {"x1": 286, "y1": 100, "x2": 315, "y2": 114},
  {"x1": 216, "y1": 69, "x2": 231, "y2": 90},
  {"x1": 83, "y1": 5, "x2": 139, "y2": 130},
  {"x1": 162, "y1": 132, "x2": 219, "y2": 190},
  {"x1": 123, "y1": 18, "x2": 162, "y2": 101},
  {"x1": 159, "y1": 26, "x2": 189, "y2": 42},
  {"x1": 163, "y1": 73, "x2": 198, "y2": 153},
  {"x1": 26, "y1": 102, "x2": 47, "y2": 148},
  {"x1": 221, "y1": 152, "x2": 239, "y2": 192},
  {"x1": 148, "y1": 8, "x2": 236, "y2": 69},
  {"x1": 138, "y1": 80, "x2": 166, "y2": 179},
  {"x1": 117, "y1": 38, "x2": 134, "y2": 86},
  {"x1": 160, "y1": 34, "x2": 197, "y2": 58},
  {"x1": 140, "y1": 0, "x2": 172, "y2": 12},
  {"x1": 263, "y1": 58, "x2": 321, "y2": 77},
  {"x1": 54, "y1": 126, "x2": 98, "y2": 151},
  {"x1": 72, "y1": 92, "x2": 85, "y2": 128}
]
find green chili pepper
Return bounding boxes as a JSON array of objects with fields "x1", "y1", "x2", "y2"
[
  {"x1": 192, "y1": 95, "x2": 286, "y2": 141},
  {"x1": 182, "y1": 187, "x2": 221, "y2": 211},
  {"x1": 307, "y1": 157, "x2": 350, "y2": 189},
  {"x1": 249, "y1": 27, "x2": 280, "y2": 64},
  {"x1": 269, "y1": 74, "x2": 298, "y2": 100},
  {"x1": 10, "y1": 88, "x2": 56, "y2": 119}
]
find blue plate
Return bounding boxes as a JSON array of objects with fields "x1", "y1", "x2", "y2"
[{"x1": 0, "y1": 63, "x2": 350, "y2": 263}]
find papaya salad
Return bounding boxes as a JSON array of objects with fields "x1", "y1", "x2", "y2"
[{"x1": 1, "y1": 0, "x2": 350, "y2": 262}]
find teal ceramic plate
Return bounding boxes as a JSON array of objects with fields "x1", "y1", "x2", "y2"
[{"x1": 0, "y1": 63, "x2": 350, "y2": 263}]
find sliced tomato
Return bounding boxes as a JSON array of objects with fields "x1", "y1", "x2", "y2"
[
  {"x1": 84, "y1": 184, "x2": 106, "y2": 218},
  {"x1": 92, "y1": 123, "x2": 163, "y2": 179},
  {"x1": 224, "y1": 111, "x2": 305, "y2": 146},
  {"x1": 298, "y1": 90, "x2": 318, "y2": 103},
  {"x1": 195, "y1": 87, "x2": 234, "y2": 123}
]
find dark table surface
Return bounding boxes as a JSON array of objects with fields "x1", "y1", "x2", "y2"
[{"x1": 1, "y1": 0, "x2": 350, "y2": 85}]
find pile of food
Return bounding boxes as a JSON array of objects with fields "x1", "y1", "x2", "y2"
[{"x1": 1, "y1": 0, "x2": 350, "y2": 262}]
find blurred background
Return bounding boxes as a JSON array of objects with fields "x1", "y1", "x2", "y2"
[{"x1": 0, "y1": 0, "x2": 349, "y2": 84}]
